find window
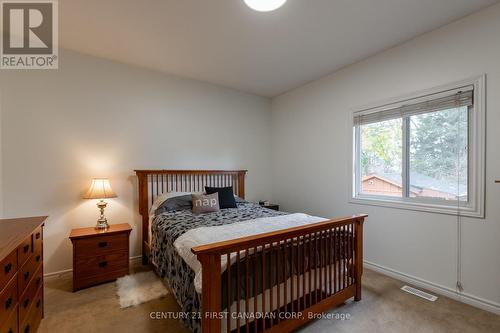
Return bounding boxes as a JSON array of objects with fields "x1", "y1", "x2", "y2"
[{"x1": 351, "y1": 76, "x2": 485, "y2": 217}]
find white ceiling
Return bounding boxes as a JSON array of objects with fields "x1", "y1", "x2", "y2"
[{"x1": 59, "y1": 0, "x2": 499, "y2": 97}]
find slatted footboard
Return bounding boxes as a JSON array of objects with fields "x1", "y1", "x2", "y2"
[{"x1": 192, "y1": 214, "x2": 367, "y2": 333}]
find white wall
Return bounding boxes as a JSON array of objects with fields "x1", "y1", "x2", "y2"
[
  {"x1": 0, "y1": 50, "x2": 272, "y2": 275},
  {"x1": 271, "y1": 4, "x2": 500, "y2": 312}
]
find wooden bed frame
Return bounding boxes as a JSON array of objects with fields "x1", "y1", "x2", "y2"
[{"x1": 135, "y1": 169, "x2": 366, "y2": 333}]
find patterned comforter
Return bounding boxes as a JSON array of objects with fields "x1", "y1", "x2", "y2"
[{"x1": 151, "y1": 202, "x2": 288, "y2": 332}]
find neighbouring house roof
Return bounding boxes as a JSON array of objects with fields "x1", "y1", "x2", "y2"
[
  {"x1": 362, "y1": 174, "x2": 419, "y2": 196},
  {"x1": 364, "y1": 172, "x2": 467, "y2": 197}
]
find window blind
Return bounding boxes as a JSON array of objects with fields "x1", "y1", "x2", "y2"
[{"x1": 353, "y1": 86, "x2": 473, "y2": 125}]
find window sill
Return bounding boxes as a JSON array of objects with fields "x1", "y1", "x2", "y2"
[{"x1": 350, "y1": 196, "x2": 484, "y2": 218}]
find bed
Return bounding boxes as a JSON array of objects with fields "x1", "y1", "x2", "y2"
[{"x1": 135, "y1": 170, "x2": 366, "y2": 333}]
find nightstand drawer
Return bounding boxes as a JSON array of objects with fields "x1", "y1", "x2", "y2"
[
  {"x1": 0, "y1": 251, "x2": 17, "y2": 294},
  {"x1": 75, "y1": 251, "x2": 129, "y2": 277},
  {"x1": 74, "y1": 268, "x2": 129, "y2": 292},
  {"x1": 74, "y1": 233, "x2": 128, "y2": 258},
  {"x1": 0, "y1": 275, "x2": 17, "y2": 327}
]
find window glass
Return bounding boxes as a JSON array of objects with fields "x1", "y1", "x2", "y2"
[
  {"x1": 409, "y1": 106, "x2": 468, "y2": 201},
  {"x1": 360, "y1": 118, "x2": 403, "y2": 197}
]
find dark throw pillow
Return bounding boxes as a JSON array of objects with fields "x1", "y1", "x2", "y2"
[
  {"x1": 205, "y1": 186, "x2": 237, "y2": 209},
  {"x1": 192, "y1": 193, "x2": 220, "y2": 215}
]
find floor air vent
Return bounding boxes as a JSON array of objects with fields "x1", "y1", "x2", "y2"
[{"x1": 401, "y1": 285, "x2": 438, "y2": 301}]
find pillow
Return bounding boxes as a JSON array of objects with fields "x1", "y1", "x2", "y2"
[
  {"x1": 155, "y1": 194, "x2": 193, "y2": 215},
  {"x1": 205, "y1": 186, "x2": 237, "y2": 209},
  {"x1": 192, "y1": 193, "x2": 220, "y2": 215}
]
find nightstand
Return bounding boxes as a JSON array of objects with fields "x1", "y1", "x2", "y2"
[
  {"x1": 69, "y1": 223, "x2": 131, "y2": 291},
  {"x1": 260, "y1": 203, "x2": 280, "y2": 211}
]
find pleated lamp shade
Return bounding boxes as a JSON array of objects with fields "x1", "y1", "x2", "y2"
[{"x1": 83, "y1": 178, "x2": 117, "y2": 199}]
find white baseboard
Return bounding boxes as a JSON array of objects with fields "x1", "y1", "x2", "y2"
[
  {"x1": 364, "y1": 260, "x2": 500, "y2": 315},
  {"x1": 44, "y1": 268, "x2": 73, "y2": 279},
  {"x1": 44, "y1": 255, "x2": 143, "y2": 279},
  {"x1": 129, "y1": 255, "x2": 142, "y2": 262}
]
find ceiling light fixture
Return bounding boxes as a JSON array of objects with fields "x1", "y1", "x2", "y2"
[{"x1": 244, "y1": 0, "x2": 287, "y2": 12}]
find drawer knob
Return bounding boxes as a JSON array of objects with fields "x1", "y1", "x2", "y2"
[
  {"x1": 36, "y1": 299, "x2": 41, "y2": 308},
  {"x1": 24, "y1": 271, "x2": 30, "y2": 280},
  {"x1": 98, "y1": 261, "x2": 108, "y2": 268},
  {"x1": 4, "y1": 263, "x2": 12, "y2": 274},
  {"x1": 23, "y1": 244, "x2": 30, "y2": 253},
  {"x1": 24, "y1": 324, "x2": 30, "y2": 333},
  {"x1": 5, "y1": 296, "x2": 12, "y2": 309},
  {"x1": 8, "y1": 328, "x2": 13, "y2": 333},
  {"x1": 23, "y1": 298, "x2": 30, "y2": 308},
  {"x1": 35, "y1": 232, "x2": 41, "y2": 239},
  {"x1": 36, "y1": 255, "x2": 41, "y2": 262},
  {"x1": 98, "y1": 241, "x2": 108, "y2": 248},
  {"x1": 36, "y1": 277, "x2": 41, "y2": 286}
]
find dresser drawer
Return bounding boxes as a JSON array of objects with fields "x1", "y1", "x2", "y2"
[
  {"x1": 17, "y1": 235, "x2": 32, "y2": 267},
  {"x1": 19, "y1": 288, "x2": 42, "y2": 333},
  {"x1": 19, "y1": 265, "x2": 43, "y2": 325},
  {"x1": 74, "y1": 233, "x2": 128, "y2": 257},
  {"x1": 33, "y1": 227, "x2": 42, "y2": 257},
  {"x1": 0, "y1": 217, "x2": 46, "y2": 333},
  {"x1": 0, "y1": 275, "x2": 17, "y2": 326},
  {"x1": 0, "y1": 251, "x2": 17, "y2": 294},
  {"x1": 75, "y1": 251, "x2": 128, "y2": 277},
  {"x1": 33, "y1": 241, "x2": 42, "y2": 268},
  {"x1": 0, "y1": 304, "x2": 18, "y2": 333},
  {"x1": 18, "y1": 254, "x2": 39, "y2": 293}
]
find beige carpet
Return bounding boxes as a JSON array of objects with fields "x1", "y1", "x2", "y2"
[{"x1": 39, "y1": 261, "x2": 500, "y2": 333}]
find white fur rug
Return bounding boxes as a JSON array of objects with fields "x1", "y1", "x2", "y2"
[{"x1": 116, "y1": 271, "x2": 169, "y2": 308}]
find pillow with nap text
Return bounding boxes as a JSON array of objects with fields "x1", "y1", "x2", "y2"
[{"x1": 192, "y1": 193, "x2": 220, "y2": 215}]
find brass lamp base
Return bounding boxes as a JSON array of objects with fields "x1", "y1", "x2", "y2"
[
  {"x1": 95, "y1": 200, "x2": 110, "y2": 230},
  {"x1": 95, "y1": 219, "x2": 109, "y2": 230}
]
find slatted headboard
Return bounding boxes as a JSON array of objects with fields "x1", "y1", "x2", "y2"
[{"x1": 134, "y1": 169, "x2": 247, "y2": 264}]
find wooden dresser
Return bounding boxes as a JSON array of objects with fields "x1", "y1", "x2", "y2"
[
  {"x1": 0, "y1": 216, "x2": 47, "y2": 333},
  {"x1": 69, "y1": 223, "x2": 131, "y2": 292}
]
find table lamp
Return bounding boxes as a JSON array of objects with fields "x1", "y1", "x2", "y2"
[{"x1": 83, "y1": 178, "x2": 117, "y2": 229}]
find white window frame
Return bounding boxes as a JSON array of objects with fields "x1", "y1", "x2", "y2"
[{"x1": 349, "y1": 75, "x2": 485, "y2": 218}]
